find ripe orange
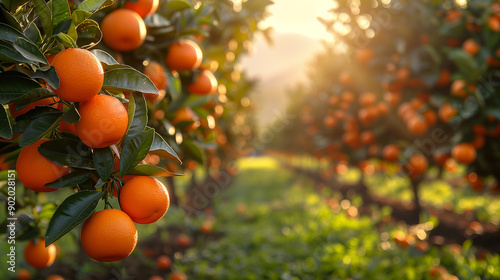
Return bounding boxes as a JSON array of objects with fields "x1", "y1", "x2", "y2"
[
  {"x1": 188, "y1": 70, "x2": 218, "y2": 95},
  {"x1": 438, "y1": 103, "x2": 457, "y2": 123},
  {"x1": 24, "y1": 238, "x2": 57, "y2": 268},
  {"x1": 356, "y1": 48, "x2": 373, "y2": 64},
  {"x1": 119, "y1": 176, "x2": 170, "y2": 224},
  {"x1": 59, "y1": 119, "x2": 77, "y2": 134},
  {"x1": 383, "y1": 144, "x2": 400, "y2": 161},
  {"x1": 156, "y1": 255, "x2": 172, "y2": 270},
  {"x1": 75, "y1": 95, "x2": 128, "y2": 148},
  {"x1": 168, "y1": 272, "x2": 187, "y2": 280},
  {"x1": 488, "y1": 16, "x2": 500, "y2": 32},
  {"x1": 406, "y1": 154, "x2": 428, "y2": 177},
  {"x1": 359, "y1": 92, "x2": 377, "y2": 107},
  {"x1": 176, "y1": 234, "x2": 191, "y2": 247},
  {"x1": 172, "y1": 107, "x2": 200, "y2": 132},
  {"x1": 338, "y1": 71, "x2": 352, "y2": 86},
  {"x1": 437, "y1": 69, "x2": 451, "y2": 86},
  {"x1": 433, "y1": 152, "x2": 450, "y2": 166},
  {"x1": 451, "y1": 80, "x2": 475, "y2": 97},
  {"x1": 360, "y1": 130, "x2": 375, "y2": 145},
  {"x1": 80, "y1": 209, "x2": 138, "y2": 262},
  {"x1": 124, "y1": 0, "x2": 159, "y2": 18},
  {"x1": 149, "y1": 276, "x2": 164, "y2": 280},
  {"x1": 200, "y1": 220, "x2": 213, "y2": 234},
  {"x1": 17, "y1": 139, "x2": 70, "y2": 192},
  {"x1": 451, "y1": 143, "x2": 476, "y2": 164},
  {"x1": 462, "y1": 38, "x2": 480, "y2": 56},
  {"x1": 9, "y1": 97, "x2": 59, "y2": 119},
  {"x1": 407, "y1": 116, "x2": 428, "y2": 135},
  {"x1": 50, "y1": 48, "x2": 104, "y2": 102},
  {"x1": 101, "y1": 9, "x2": 146, "y2": 51},
  {"x1": 17, "y1": 268, "x2": 31, "y2": 280},
  {"x1": 165, "y1": 40, "x2": 202, "y2": 71},
  {"x1": 423, "y1": 109, "x2": 437, "y2": 126}
]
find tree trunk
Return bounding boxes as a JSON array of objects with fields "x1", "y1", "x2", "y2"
[
  {"x1": 166, "y1": 177, "x2": 179, "y2": 206},
  {"x1": 410, "y1": 177, "x2": 423, "y2": 225}
]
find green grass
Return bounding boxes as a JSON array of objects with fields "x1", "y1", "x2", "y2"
[{"x1": 173, "y1": 157, "x2": 500, "y2": 279}]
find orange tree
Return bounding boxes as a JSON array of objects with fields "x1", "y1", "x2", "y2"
[
  {"x1": 0, "y1": 0, "x2": 268, "y2": 268},
  {"x1": 271, "y1": 0, "x2": 500, "y2": 223}
]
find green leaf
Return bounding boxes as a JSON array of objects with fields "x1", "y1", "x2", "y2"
[
  {"x1": 62, "y1": 105, "x2": 80, "y2": 124},
  {"x1": 163, "y1": 0, "x2": 191, "y2": 17},
  {"x1": 125, "y1": 92, "x2": 148, "y2": 141},
  {"x1": 181, "y1": 139, "x2": 205, "y2": 164},
  {"x1": 77, "y1": 0, "x2": 112, "y2": 13},
  {"x1": 150, "y1": 132, "x2": 181, "y2": 163},
  {"x1": 128, "y1": 164, "x2": 183, "y2": 177},
  {"x1": 24, "y1": 22, "x2": 43, "y2": 44},
  {"x1": 10, "y1": 88, "x2": 56, "y2": 111},
  {"x1": 0, "y1": 105, "x2": 13, "y2": 139},
  {"x1": 54, "y1": 32, "x2": 78, "y2": 48},
  {"x1": 33, "y1": 0, "x2": 53, "y2": 37},
  {"x1": 120, "y1": 128, "x2": 154, "y2": 176},
  {"x1": 19, "y1": 111, "x2": 62, "y2": 147},
  {"x1": 0, "y1": 22, "x2": 27, "y2": 42},
  {"x1": 45, "y1": 169, "x2": 92, "y2": 189},
  {"x1": 44, "y1": 190, "x2": 103, "y2": 246},
  {"x1": 102, "y1": 68, "x2": 159, "y2": 94},
  {"x1": 166, "y1": 67, "x2": 181, "y2": 100},
  {"x1": 13, "y1": 37, "x2": 48, "y2": 64},
  {"x1": 38, "y1": 138, "x2": 94, "y2": 169},
  {"x1": 76, "y1": 19, "x2": 102, "y2": 48},
  {"x1": 90, "y1": 49, "x2": 119, "y2": 65},
  {"x1": 92, "y1": 147, "x2": 114, "y2": 181},
  {"x1": 0, "y1": 41, "x2": 30, "y2": 63},
  {"x1": 33, "y1": 66, "x2": 60, "y2": 89},
  {"x1": 0, "y1": 72, "x2": 41, "y2": 104},
  {"x1": 50, "y1": 0, "x2": 71, "y2": 30},
  {"x1": 448, "y1": 50, "x2": 480, "y2": 80}
]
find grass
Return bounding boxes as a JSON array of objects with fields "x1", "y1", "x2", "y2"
[{"x1": 173, "y1": 157, "x2": 500, "y2": 279}]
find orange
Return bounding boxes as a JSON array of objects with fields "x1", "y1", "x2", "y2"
[
  {"x1": 75, "y1": 95, "x2": 128, "y2": 148},
  {"x1": 80, "y1": 209, "x2": 138, "y2": 262},
  {"x1": 423, "y1": 109, "x2": 437, "y2": 126},
  {"x1": 488, "y1": 16, "x2": 500, "y2": 32},
  {"x1": 188, "y1": 70, "x2": 218, "y2": 95},
  {"x1": 17, "y1": 139, "x2": 70, "y2": 192},
  {"x1": 407, "y1": 116, "x2": 428, "y2": 135},
  {"x1": 172, "y1": 107, "x2": 200, "y2": 132},
  {"x1": 406, "y1": 154, "x2": 427, "y2": 177},
  {"x1": 156, "y1": 255, "x2": 172, "y2": 270},
  {"x1": 200, "y1": 220, "x2": 213, "y2": 234},
  {"x1": 59, "y1": 119, "x2": 77, "y2": 134},
  {"x1": 9, "y1": 97, "x2": 59, "y2": 119},
  {"x1": 356, "y1": 48, "x2": 373, "y2": 64},
  {"x1": 168, "y1": 272, "x2": 187, "y2": 280},
  {"x1": 437, "y1": 69, "x2": 451, "y2": 86},
  {"x1": 143, "y1": 61, "x2": 167, "y2": 90},
  {"x1": 360, "y1": 130, "x2": 375, "y2": 145},
  {"x1": 46, "y1": 275, "x2": 65, "y2": 280},
  {"x1": 24, "y1": 238, "x2": 57, "y2": 268},
  {"x1": 451, "y1": 80, "x2": 475, "y2": 97},
  {"x1": 462, "y1": 38, "x2": 480, "y2": 56},
  {"x1": 149, "y1": 276, "x2": 164, "y2": 280},
  {"x1": 383, "y1": 144, "x2": 400, "y2": 161},
  {"x1": 101, "y1": 9, "x2": 146, "y2": 51},
  {"x1": 176, "y1": 234, "x2": 191, "y2": 247},
  {"x1": 438, "y1": 103, "x2": 457, "y2": 123},
  {"x1": 451, "y1": 143, "x2": 476, "y2": 164},
  {"x1": 17, "y1": 268, "x2": 31, "y2": 280},
  {"x1": 50, "y1": 48, "x2": 103, "y2": 102},
  {"x1": 119, "y1": 176, "x2": 170, "y2": 224},
  {"x1": 124, "y1": 0, "x2": 159, "y2": 18},
  {"x1": 338, "y1": 71, "x2": 352, "y2": 86},
  {"x1": 165, "y1": 40, "x2": 203, "y2": 71},
  {"x1": 433, "y1": 152, "x2": 450, "y2": 166},
  {"x1": 359, "y1": 92, "x2": 377, "y2": 107}
]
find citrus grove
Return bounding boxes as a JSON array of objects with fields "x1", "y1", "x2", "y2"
[
  {"x1": 0, "y1": 0, "x2": 269, "y2": 277},
  {"x1": 271, "y1": 0, "x2": 500, "y2": 224}
]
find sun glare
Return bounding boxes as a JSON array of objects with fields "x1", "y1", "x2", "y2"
[{"x1": 259, "y1": 0, "x2": 334, "y2": 40}]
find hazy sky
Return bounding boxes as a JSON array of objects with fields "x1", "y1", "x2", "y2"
[{"x1": 259, "y1": 0, "x2": 333, "y2": 40}]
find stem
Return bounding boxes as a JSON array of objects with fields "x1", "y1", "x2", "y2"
[{"x1": 410, "y1": 176, "x2": 423, "y2": 225}]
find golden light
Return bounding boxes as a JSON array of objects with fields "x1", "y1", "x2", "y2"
[{"x1": 454, "y1": 0, "x2": 467, "y2": 8}]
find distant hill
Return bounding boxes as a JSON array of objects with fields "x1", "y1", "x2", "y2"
[{"x1": 240, "y1": 32, "x2": 325, "y2": 128}]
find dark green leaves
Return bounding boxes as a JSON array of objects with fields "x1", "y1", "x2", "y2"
[
  {"x1": 128, "y1": 164, "x2": 182, "y2": 177},
  {"x1": 102, "y1": 68, "x2": 159, "y2": 94},
  {"x1": 38, "y1": 139, "x2": 94, "y2": 169},
  {"x1": 0, "y1": 106, "x2": 13, "y2": 139},
  {"x1": 150, "y1": 132, "x2": 181, "y2": 163},
  {"x1": 163, "y1": 0, "x2": 191, "y2": 17},
  {"x1": 0, "y1": 72, "x2": 42, "y2": 104},
  {"x1": 33, "y1": 66, "x2": 60, "y2": 89},
  {"x1": 45, "y1": 190, "x2": 104, "y2": 246},
  {"x1": 93, "y1": 147, "x2": 114, "y2": 181},
  {"x1": 45, "y1": 169, "x2": 92, "y2": 189},
  {"x1": 120, "y1": 128, "x2": 155, "y2": 176},
  {"x1": 126, "y1": 92, "x2": 148, "y2": 141},
  {"x1": 16, "y1": 108, "x2": 62, "y2": 147}
]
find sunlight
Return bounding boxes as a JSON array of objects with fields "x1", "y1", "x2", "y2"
[{"x1": 259, "y1": 0, "x2": 333, "y2": 40}]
